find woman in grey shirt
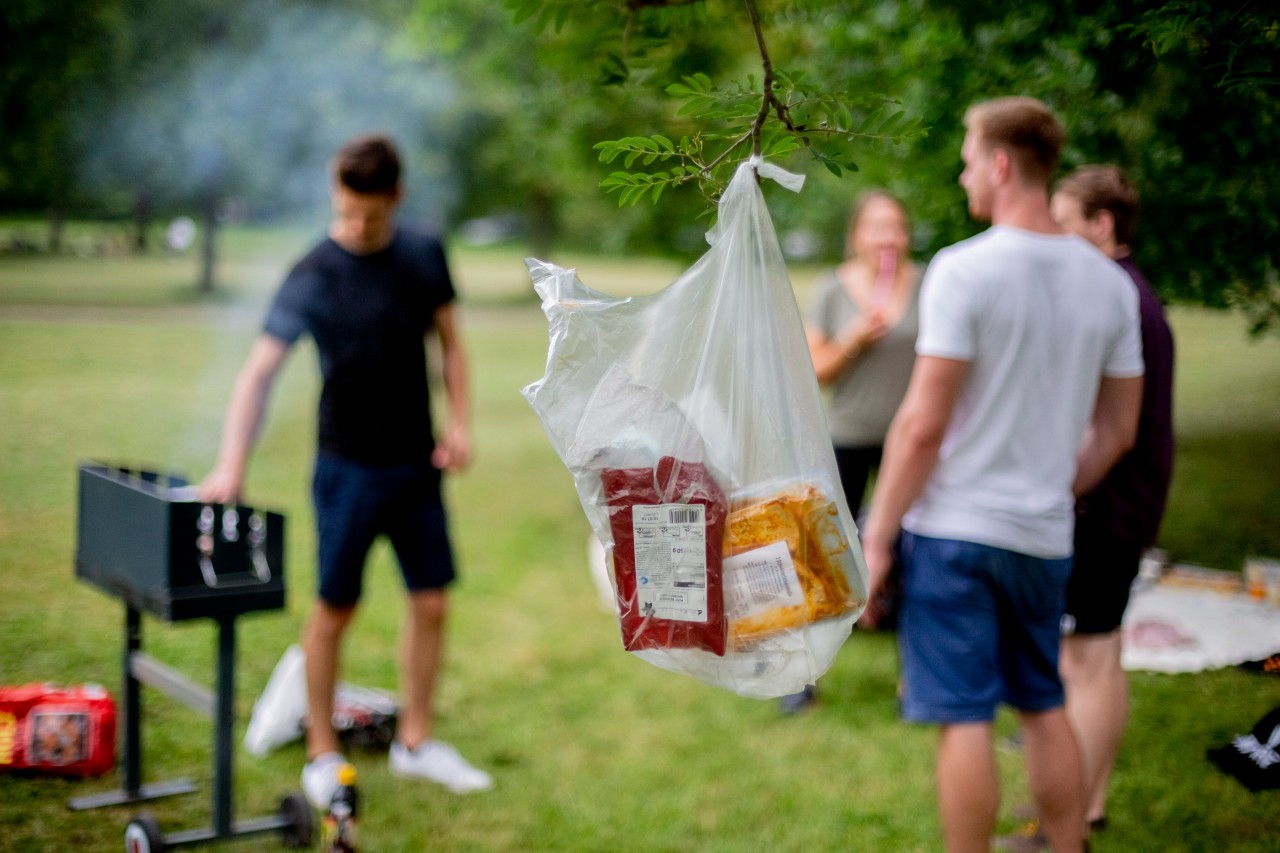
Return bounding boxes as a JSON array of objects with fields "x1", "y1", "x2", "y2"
[
  {"x1": 780, "y1": 190, "x2": 919, "y2": 714},
  {"x1": 805, "y1": 190, "x2": 920, "y2": 523}
]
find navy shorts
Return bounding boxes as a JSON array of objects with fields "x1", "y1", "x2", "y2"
[
  {"x1": 312, "y1": 454, "x2": 456, "y2": 607},
  {"x1": 1062, "y1": 512, "x2": 1143, "y2": 636},
  {"x1": 897, "y1": 532, "x2": 1073, "y2": 724}
]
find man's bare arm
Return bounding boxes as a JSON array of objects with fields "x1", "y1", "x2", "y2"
[
  {"x1": 1074, "y1": 374, "x2": 1143, "y2": 497},
  {"x1": 860, "y1": 356, "x2": 970, "y2": 604},
  {"x1": 199, "y1": 334, "x2": 290, "y2": 503},
  {"x1": 430, "y1": 303, "x2": 472, "y2": 472}
]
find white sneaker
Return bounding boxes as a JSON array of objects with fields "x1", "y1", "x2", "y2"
[
  {"x1": 301, "y1": 752, "x2": 347, "y2": 809},
  {"x1": 390, "y1": 740, "x2": 493, "y2": 793}
]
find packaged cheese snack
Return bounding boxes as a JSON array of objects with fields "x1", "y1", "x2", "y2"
[{"x1": 724, "y1": 485, "x2": 859, "y2": 650}]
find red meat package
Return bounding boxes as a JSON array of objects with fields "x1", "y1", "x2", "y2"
[
  {"x1": 0, "y1": 683, "x2": 116, "y2": 777},
  {"x1": 603, "y1": 457, "x2": 729, "y2": 656}
]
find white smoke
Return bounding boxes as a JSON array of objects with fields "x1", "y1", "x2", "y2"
[{"x1": 76, "y1": 4, "x2": 460, "y2": 229}]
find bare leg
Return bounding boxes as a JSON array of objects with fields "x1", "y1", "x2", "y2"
[
  {"x1": 397, "y1": 589, "x2": 447, "y2": 749},
  {"x1": 1020, "y1": 707, "x2": 1086, "y2": 852},
  {"x1": 1061, "y1": 632, "x2": 1127, "y2": 823},
  {"x1": 302, "y1": 599, "x2": 357, "y2": 758},
  {"x1": 937, "y1": 722, "x2": 999, "y2": 853}
]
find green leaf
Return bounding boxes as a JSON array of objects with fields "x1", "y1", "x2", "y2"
[
  {"x1": 876, "y1": 110, "x2": 905, "y2": 136},
  {"x1": 676, "y1": 95, "x2": 717, "y2": 117},
  {"x1": 859, "y1": 106, "x2": 885, "y2": 134},
  {"x1": 836, "y1": 104, "x2": 853, "y2": 131},
  {"x1": 552, "y1": 3, "x2": 571, "y2": 33}
]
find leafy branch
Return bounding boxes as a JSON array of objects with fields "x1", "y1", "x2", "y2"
[
  {"x1": 507, "y1": 0, "x2": 927, "y2": 206},
  {"x1": 597, "y1": 0, "x2": 924, "y2": 205},
  {"x1": 1123, "y1": 1, "x2": 1278, "y2": 96},
  {"x1": 596, "y1": 66, "x2": 925, "y2": 205}
]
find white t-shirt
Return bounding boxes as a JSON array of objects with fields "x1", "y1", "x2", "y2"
[{"x1": 903, "y1": 226, "x2": 1143, "y2": 558}]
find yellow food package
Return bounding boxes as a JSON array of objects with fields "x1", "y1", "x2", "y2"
[{"x1": 723, "y1": 485, "x2": 859, "y2": 650}]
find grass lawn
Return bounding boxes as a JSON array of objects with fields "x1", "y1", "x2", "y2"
[{"x1": 1, "y1": 227, "x2": 1278, "y2": 851}]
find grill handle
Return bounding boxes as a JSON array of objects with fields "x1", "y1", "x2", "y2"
[{"x1": 195, "y1": 506, "x2": 273, "y2": 589}]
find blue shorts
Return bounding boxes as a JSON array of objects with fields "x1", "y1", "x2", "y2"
[
  {"x1": 897, "y1": 532, "x2": 1073, "y2": 724},
  {"x1": 312, "y1": 454, "x2": 456, "y2": 607}
]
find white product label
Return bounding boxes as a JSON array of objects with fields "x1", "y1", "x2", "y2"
[
  {"x1": 631, "y1": 503, "x2": 708, "y2": 623},
  {"x1": 725, "y1": 540, "x2": 804, "y2": 622}
]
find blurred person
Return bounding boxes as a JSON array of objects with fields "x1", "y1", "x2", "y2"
[
  {"x1": 1050, "y1": 165, "x2": 1175, "y2": 839},
  {"x1": 860, "y1": 97, "x2": 1144, "y2": 853},
  {"x1": 807, "y1": 190, "x2": 921, "y2": 525},
  {"x1": 781, "y1": 190, "x2": 921, "y2": 714},
  {"x1": 200, "y1": 133, "x2": 492, "y2": 807}
]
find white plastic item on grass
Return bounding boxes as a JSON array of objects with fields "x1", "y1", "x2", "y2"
[{"x1": 243, "y1": 644, "x2": 307, "y2": 756}]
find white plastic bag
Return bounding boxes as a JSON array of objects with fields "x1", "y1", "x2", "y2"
[
  {"x1": 244, "y1": 644, "x2": 400, "y2": 755},
  {"x1": 522, "y1": 159, "x2": 867, "y2": 698},
  {"x1": 244, "y1": 644, "x2": 307, "y2": 756}
]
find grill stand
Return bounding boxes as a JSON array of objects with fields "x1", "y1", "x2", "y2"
[{"x1": 69, "y1": 606, "x2": 312, "y2": 851}]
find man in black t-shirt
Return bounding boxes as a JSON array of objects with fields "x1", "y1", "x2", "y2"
[
  {"x1": 201, "y1": 134, "x2": 491, "y2": 806},
  {"x1": 1050, "y1": 165, "x2": 1174, "y2": 842}
]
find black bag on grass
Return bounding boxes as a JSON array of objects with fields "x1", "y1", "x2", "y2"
[{"x1": 1207, "y1": 705, "x2": 1280, "y2": 792}]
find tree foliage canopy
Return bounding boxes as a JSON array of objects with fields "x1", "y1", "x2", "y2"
[
  {"x1": 492, "y1": 0, "x2": 1280, "y2": 332},
  {"x1": 1, "y1": 0, "x2": 1276, "y2": 330}
]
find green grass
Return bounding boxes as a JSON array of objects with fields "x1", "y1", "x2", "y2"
[{"x1": 1, "y1": 231, "x2": 1279, "y2": 851}]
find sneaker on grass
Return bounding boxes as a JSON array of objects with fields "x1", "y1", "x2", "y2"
[
  {"x1": 301, "y1": 752, "x2": 348, "y2": 809},
  {"x1": 778, "y1": 684, "x2": 817, "y2": 715},
  {"x1": 390, "y1": 740, "x2": 493, "y2": 793},
  {"x1": 993, "y1": 819, "x2": 1049, "y2": 853}
]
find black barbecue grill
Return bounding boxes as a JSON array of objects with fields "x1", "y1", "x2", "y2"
[
  {"x1": 76, "y1": 463, "x2": 286, "y2": 621},
  {"x1": 72, "y1": 462, "x2": 311, "y2": 851}
]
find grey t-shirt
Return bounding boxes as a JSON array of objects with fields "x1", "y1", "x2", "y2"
[{"x1": 804, "y1": 269, "x2": 920, "y2": 447}]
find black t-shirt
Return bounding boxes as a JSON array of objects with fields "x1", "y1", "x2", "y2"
[
  {"x1": 263, "y1": 228, "x2": 455, "y2": 464},
  {"x1": 1077, "y1": 256, "x2": 1175, "y2": 547}
]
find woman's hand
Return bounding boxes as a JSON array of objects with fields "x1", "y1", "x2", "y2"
[{"x1": 842, "y1": 308, "x2": 889, "y2": 356}]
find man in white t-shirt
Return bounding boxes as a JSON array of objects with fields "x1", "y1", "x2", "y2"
[{"x1": 861, "y1": 98, "x2": 1144, "y2": 853}]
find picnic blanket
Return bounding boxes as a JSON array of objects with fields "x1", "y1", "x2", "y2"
[{"x1": 1122, "y1": 583, "x2": 1280, "y2": 673}]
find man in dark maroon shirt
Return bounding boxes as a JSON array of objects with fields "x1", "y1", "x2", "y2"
[{"x1": 1051, "y1": 165, "x2": 1175, "y2": 840}]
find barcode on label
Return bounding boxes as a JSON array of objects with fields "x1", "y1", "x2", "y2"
[{"x1": 668, "y1": 507, "x2": 699, "y2": 524}]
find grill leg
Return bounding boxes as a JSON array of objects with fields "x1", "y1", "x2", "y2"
[
  {"x1": 67, "y1": 606, "x2": 197, "y2": 811},
  {"x1": 212, "y1": 615, "x2": 236, "y2": 837},
  {"x1": 123, "y1": 604, "x2": 143, "y2": 795}
]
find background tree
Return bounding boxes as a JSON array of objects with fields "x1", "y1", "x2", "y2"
[
  {"x1": 2, "y1": 0, "x2": 1275, "y2": 327},
  {"x1": 74, "y1": 1, "x2": 459, "y2": 292},
  {"x1": 0, "y1": 0, "x2": 130, "y2": 250},
  {"x1": 491, "y1": 0, "x2": 1279, "y2": 332},
  {"x1": 406, "y1": 0, "x2": 769, "y2": 258}
]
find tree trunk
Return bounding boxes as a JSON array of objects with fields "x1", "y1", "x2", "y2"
[
  {"x1": 48, "y1": 204, "x2": 64, "y2": 254},
  {"x1": 527, "y1": 187, "x2": 559, "y2": 260},
  {"x1": 133, "y1": 189, "x2": 152, "y2": 254},
  {"x1": 198, "y1": 194, "x2": 217, "y2": 294}
]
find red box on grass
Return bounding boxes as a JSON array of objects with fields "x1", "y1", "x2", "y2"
[{"x1": 0, "y1": 683, "x2": 116, "y2": 777}]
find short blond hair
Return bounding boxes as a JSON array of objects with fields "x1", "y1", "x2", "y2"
[{"x1": 965, "y1": 97, "x2": 1064, "y2": 184}]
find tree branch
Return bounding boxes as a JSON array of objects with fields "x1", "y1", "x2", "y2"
[
  {"x1": 624, "y1": 0, "x2": 703, "y2": 9},
  {"x1": 744, "y1": 0, "x2": 773, "y2": 156},
  {"x1": 702, "y1": 128, "x2": 755, "y2": 174}
]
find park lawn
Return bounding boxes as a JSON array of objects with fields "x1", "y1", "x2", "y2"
[{"x1": 1, "y1": 235, "x2": 1278, "y2": 851}]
